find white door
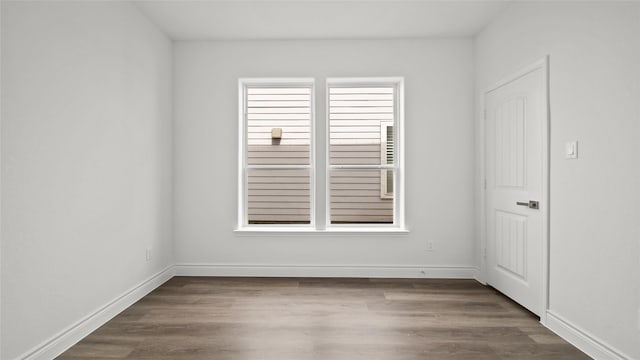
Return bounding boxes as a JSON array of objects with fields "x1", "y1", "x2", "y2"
[{"x1": 485, "y1": 64, "x2": 547, "y2": 316}]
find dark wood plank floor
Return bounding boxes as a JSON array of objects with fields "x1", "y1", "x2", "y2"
[{"x1": 56, "y1": 277, "x2": 590, "y2": 360}]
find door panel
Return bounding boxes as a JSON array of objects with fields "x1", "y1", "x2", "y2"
[
  {"x1": 495, "y1": 210, "x2": 527, "y2": 280},
  {"x1": 485, "y1": 66, "x2": 545, "y2": 316}
]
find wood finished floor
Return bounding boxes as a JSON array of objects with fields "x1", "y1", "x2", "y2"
[{"x1": 56, "y1": 277, "x2": 590, "y2": 360}]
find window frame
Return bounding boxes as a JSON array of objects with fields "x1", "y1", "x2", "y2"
[
  {"x1": 236, "y1": 77, "x2": 407, "y2": 234},
  {"x1": 325, "y1": 77, "x2": 405, "y2": 231},
  {"x1": 237, "y1": 78, "x2": 316, "y2": 230}
]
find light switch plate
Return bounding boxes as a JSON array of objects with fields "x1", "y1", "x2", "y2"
[{"x1": 565, "y1": 141, "x2": 578, "y2": 159}]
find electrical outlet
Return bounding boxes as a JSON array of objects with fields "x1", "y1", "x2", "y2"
[
  {"x1": 146, "y1": 248, "x2": 152, "y2": 261},
  {"x1": 426, "y1": 241, "x2": 434, "y2": 251}
]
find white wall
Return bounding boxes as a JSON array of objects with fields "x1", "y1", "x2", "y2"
[
  {"x1": 173, "y1": 39, "x2": 475, "y2": 274},
  {"x1": 475, "y1": 2, "x2": 640, "y2": 358},
  {"x1": 1, "y1": 2, "x2": 173, "y2": 359}
]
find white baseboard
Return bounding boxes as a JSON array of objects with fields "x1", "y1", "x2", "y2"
[
  {"x1": 174, "y1": 263, "x2": 476, "y2": 279},
  {"x1": 546, "y1": 310, "x2": 631, "y2": 360},
  {"x1": 15, "y1": 266, "x2": 175, "y2": 360},
  {"x1": 472, "y1": 267, "x2": 487, "y2": 285}
]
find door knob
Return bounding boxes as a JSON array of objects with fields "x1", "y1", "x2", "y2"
[{"x1": 516, "y1": 200, "x2": 539, "y2": 209}]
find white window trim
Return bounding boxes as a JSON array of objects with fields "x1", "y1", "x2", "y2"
[
  {"x1": 236, "y1": 78, "x2": 316, "y2": 231},
  {"x1": 325, "y1": 77, "x2": 406, "y2": 232}
]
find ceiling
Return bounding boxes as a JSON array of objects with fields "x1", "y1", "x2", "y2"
[{"x1": 133, "y1": 1, "x2": 512, "y2": 40}]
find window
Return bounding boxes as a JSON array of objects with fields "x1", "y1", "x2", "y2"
[
  {"x1": 327, "y1": 78, "x2": 404, "y2": 227},
  {"x1": 238, "y1": 77, "x2": 404, "y2": 232},
  {"x1": 238, "y1": 79, "x2": 314, "y2": 227}
]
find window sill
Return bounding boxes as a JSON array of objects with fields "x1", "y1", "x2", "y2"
[{"x1": 234, "y1": 227, "x2": 410, "y2": 236}]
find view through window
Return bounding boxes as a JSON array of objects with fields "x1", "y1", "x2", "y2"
[
  {"x1": 328, "y1": 83, "x2": 397, "y2": 224},
  {"x1": 244, "y1": 83, "x2": 313, "y2": 225}
]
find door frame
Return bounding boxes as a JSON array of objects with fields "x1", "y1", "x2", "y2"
[{"x1": 478, "y1": 56, "x2": 550, "y2": 324}]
